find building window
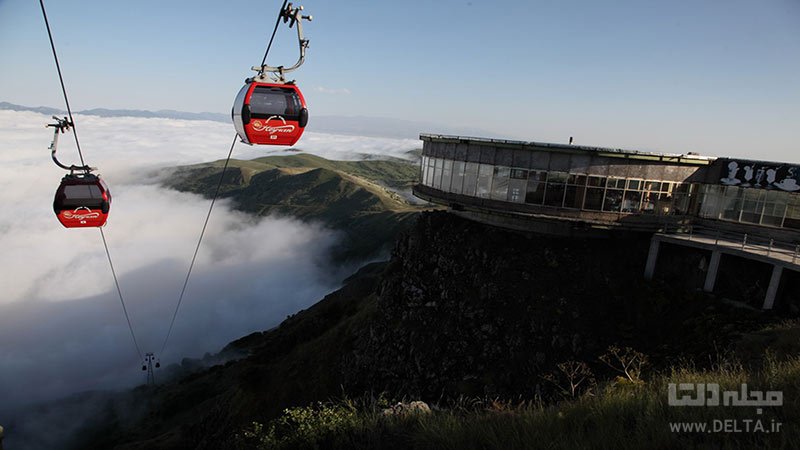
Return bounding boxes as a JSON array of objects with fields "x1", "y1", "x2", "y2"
[
  {"x1": 699, "y1": 185, "x2": 725, "y2": 218},
  {"x1": 451, "y1": 161, "x2": 466, "y2": 194},
  {"x1": 641, "y1": 191, "x2": 657, "y2": 214},
  {"x1": 785, "y1": 195, "x2": 800, "y2": 230},
  {"x1": 463, "y1": 162, "x2": 479, "y2": 196},
  {"x1": 587, "y1": 176, "x2": 606, "y2": 187},
  {"x1": 507, "y1": 168, "x2": 528, "y2": 203},
  {"x1": 564, "y1": 173, "x2": 587, "y2": 209},
  {"x1": 739, "y1": 189, "x2": 764, "y2": 224},
  {"x1": 433, "y1": 158, "x2": 444, "y2": 190},
  {"x1": 622, "y1": 180, "x2": 643, "y2": 213},
  {"x1": 719, "y1": 186, "x2": 735, "y2": 220},
  {"x1": 426, "y1": 157, "x2": 436, "y2": 188},
  {"x1": 441, "y1": 159, "x2": 453, "y2": 193},
  {"x1": 511, "y1": 169, "x2": 528, "y2": 179},
  {"x1": 761, "y1": 190, "x2": 788, "y2": 227},
  {"x1": 491, "y1": 167, "x2": 510, "y2": 200},
  {"x1": 583, "y1": 176, "x2": 606, "y2": 211},
  {"x1": 603, "y1": 178, "x2": 625, "y2": 212},
  {"x1": 476, "y1": 164, "x2": 494, "y2": 198},
  {"x1": 603, "y1": 189, "x2": 623, "y2": 212},
  {"x1": 526, "y1": 171, "x2": 546, "y2": 204},
  {"x1": 622, "y1": 190, "x2": 643, "y2": 213},
  {"x1": 643, "y1": 180, "x2": 661, "y2": 191},
  {"x1": 672, "y1": 183, "x2": 686, "y2": 214},
  {"x1": 584, "y1": 187, "x2": 604, "y2": 211},
  {"x1": 544, "y1": 171, "x2": 568, "y2": 207},
  {"x1": 697, "y1": 184, "x2": 800, "y2": 230}
]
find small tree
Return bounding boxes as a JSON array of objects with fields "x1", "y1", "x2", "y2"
[
  {"x1": 542, "y1": 360, "x2": 596, "y2": 399},
  {"x1": 599, "y1": 345, "x2": 648, "y2": 383}
]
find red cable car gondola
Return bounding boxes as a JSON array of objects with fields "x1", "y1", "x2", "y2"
[
  {"x1": 53, "y1": 172, "x2": 111, "y2": 228},
  {"x1": 233, "y1": 3, "x2": 312, "y2": 146},
  {"x1": 232, "y1": 81, "x2": 308, "y2": 146},
  {"x1": 47, "y1": 116, "x2": 111, "y2": 228}
]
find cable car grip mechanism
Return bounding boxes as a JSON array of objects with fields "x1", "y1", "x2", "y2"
[
  {"x1": 47, "y1": 116, "x2": 94, "y2": 173},
  {"x1": 251, "y1": 3, "x2": 312, "y2": 84}
]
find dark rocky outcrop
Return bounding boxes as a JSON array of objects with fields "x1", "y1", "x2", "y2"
[{"x1": 344, "y1": 212, "x2": 772, "y2": 398}]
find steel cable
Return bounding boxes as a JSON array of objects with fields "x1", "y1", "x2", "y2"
[
  {"x1": 159, "y1": 135, "x2": 238, "y2": 356},
  {"x1": 259, "y1": 0, "x2": 290, "y2": 69},
  {"x1": 38, "y1": 0, "x2": 86, "y2": 168},
  {"x1": 40, "y1": 0, "x2": 143, "y2": 362},
  {"x1": 161, "y1": 0, "x2": 289, "y2": 357}
]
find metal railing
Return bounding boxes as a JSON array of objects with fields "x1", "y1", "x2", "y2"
[{"x1": 661, "y1": 223, "x2": 800, "y2": 265}]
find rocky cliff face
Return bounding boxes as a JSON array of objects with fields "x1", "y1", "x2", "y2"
[{"x1": 344, "y1": 212, "x2": 767, "y2": 398}]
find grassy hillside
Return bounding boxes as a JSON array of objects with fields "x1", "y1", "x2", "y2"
[
  {"x1": 67, "y1": 262, "x2": 388, "y2": 450},
  {"x1": 164, "y1": 153, "x2": 430, "y2": 262}
]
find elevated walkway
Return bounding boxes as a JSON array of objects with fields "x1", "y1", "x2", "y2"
[{"x1": 644, "y1": 226, "x2": 800, "y2": 309}]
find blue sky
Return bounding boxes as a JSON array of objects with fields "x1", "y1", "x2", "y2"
[{"x1": 1, "y1": 0, "x2": 798, "y2": 160}]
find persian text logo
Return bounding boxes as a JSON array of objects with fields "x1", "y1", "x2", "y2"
[
  {"x1": 252, "y1": 116, "x2": 295, "y2": 135},
  {"x1": 668, "y1": 383, "x2": 783, "y2": 408},
  {"x1": 63, "y1": 208, "x2": 101, "y2": 221}
]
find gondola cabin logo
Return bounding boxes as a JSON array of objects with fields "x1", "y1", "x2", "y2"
[
  {"x1": 63, "y1": 207, "x2": 100, "y2": 224},
  {"x1": 252, "y1": 116, "x2": 295, "y2": 140}
]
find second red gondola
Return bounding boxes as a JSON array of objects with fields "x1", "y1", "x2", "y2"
[
  {"x1": 53, "y1": 173, "x2": 111, "y2": 228},
  {"x1": 232, "y1": 81, "x2": 308, "y2": 146}
]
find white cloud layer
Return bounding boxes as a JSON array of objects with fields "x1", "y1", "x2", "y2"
[{"x1": 0, "y1": 110, "x2": 412, "y2": 413}]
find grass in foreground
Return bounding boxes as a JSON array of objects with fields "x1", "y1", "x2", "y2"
[{"x1": 233, "y1": 350, "x2": 800, "y2": 450}]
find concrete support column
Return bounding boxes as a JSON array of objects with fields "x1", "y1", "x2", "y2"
[
  {"x1": 644, "y1": 238, "x2": 661, "y2": 280},
  {"x1": 703, "y1": 250, "x2": 722, "y2": 293},
  {"x1": 763, "y1": 265, "x2": 783, "y2": 310}
]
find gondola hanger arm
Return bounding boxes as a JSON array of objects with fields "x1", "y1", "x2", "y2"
[
  {"x1": 251, "y1": 3, "x2": 312, "y2": 83},
  {"x1": 47, "y1": 116, "x2": 94, "y2": 172}
]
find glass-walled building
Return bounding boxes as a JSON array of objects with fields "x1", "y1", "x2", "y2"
[
  {"x1": 415, "y1": 134, "x2": 800, "y2": 235},
  {"x1": 421, "y1": 155, "x2": 700, "y2": 216},
  {"x1": 698, "y1": 159, "x2": 800, "y2": 230}
]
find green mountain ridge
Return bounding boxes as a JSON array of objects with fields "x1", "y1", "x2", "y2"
[{"x1": 164, "y1": 153, "x2": 430, "y2": 262}]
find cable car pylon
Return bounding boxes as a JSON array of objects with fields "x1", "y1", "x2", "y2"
[{"x1": 142, "y1": 352, "x2": 160, "y2": 386}]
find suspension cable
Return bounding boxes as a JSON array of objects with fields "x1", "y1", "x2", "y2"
[
  {"x1": 101, "y1": 228, "x2": 144, "y2": 360},
  {"x1": 40, "y1": 0, "x2": 144, "y2": 362},
  {"x1": 259, "y1": 0, "x2": 290, "y2": 69},
  {"x1": 38, "y1": 0, "x2": 86, "y2": 168},
  {"x1": 160, "y1": 0, "x2": 291, "y2": 356},
  {"x1": 160, "y1": 135, "x2": 238, "y2": 355},
  {"x1": 40, "y1": 0, "x2": 293, "y2": 363}
]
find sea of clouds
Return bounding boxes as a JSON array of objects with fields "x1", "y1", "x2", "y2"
[{"x1": 0, "y1": 109, "x2": 419, "y2": 415}]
